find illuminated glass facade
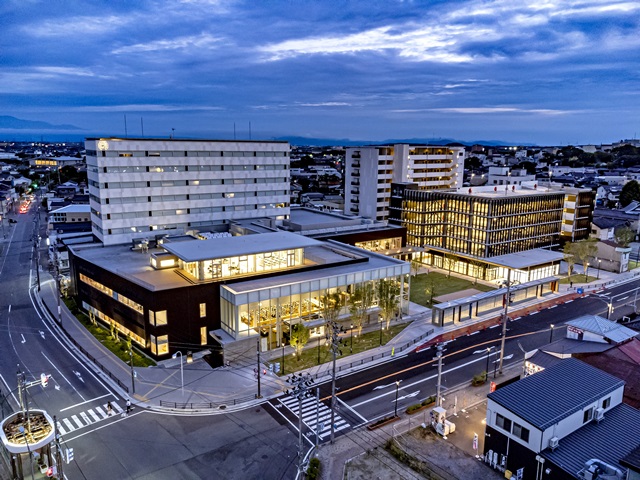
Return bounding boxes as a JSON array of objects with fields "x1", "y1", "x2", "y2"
[{"x1": 395, "y1": 189, "x2": 564, "y2": 257}]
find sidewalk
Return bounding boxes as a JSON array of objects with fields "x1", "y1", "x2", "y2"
[{"x1": 33, "y1": 257, "x2": 638, "y2": 414}]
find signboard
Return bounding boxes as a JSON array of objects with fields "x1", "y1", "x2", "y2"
[
  {"x1": 490, "y1": 381, "x2": 497, "y2": 393},
  {"x1": 473, "y1": 433, "x2": 478, "y2": 451},
  {"x1": 567, "y1": 325, "x2": 583, "y2": 335}
]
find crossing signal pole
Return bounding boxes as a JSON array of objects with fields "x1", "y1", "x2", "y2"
[
  {"x1": 285, "y1": 372, "x2": 314, "y2": 478},
  {"x1": 326, "y1": 320, "x2": 344, "y2": 444}
]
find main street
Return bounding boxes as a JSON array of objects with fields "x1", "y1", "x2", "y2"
[
  {"x1": 1, "y1": 204, "x2": 299, "y2": 480},
  {"x1": 269, "y1": 277, "x2": 640, "y2": 442}
]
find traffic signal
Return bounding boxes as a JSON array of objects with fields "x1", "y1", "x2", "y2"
[
  {"x1": 40, "y1": 373, "x2": 49, "y2": 387},
  {"x1": 65, "y1": 448, "x2": 74, "y2": 464}
]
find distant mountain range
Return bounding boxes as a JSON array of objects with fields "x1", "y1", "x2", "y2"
[
  {"x1": 0, "y1": 115, "x2": 82, "y2": 131},
  {"x1": 274, "y1": 136, "x2": 533, "y2": 147}
]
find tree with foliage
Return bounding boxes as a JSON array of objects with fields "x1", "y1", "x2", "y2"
[
  {"x1": 468, "y1": 258, "x2": 485, "y2": 285},
  {"x1": 321, "y1": 290, "x2": 344, "y2": 325},
  {"x1": 615, "y1": 226, "x2": 636, "y2": 248},
  {"x1": 348, "y1": 282, "x2": 374, "y2": 336},
  {"x1": 377, "y1": 279, "x2": 400, "y2": 329},
  {"x1": 110, "y1": 322, "x2": 119, "y2": 342},
  {"x1": 289, "y1": 323, "x2": 310, "y2": 359},
  {"x1": 619, "y1": 180, "x2": 640, "y2": 207},
  {"x1": 573, "y1": 238, "x2": 598, "y2": 281},
  {"x1": 563, "y1": 242, "x2": 577, "y2": 278}
]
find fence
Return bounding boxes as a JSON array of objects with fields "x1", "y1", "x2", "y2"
[
  {"x1": 159, "y1": 394, "x2": 256, "y2": 410},
  {"x1": 41, "y1": 299, "x2": 130, "y2": 394}
]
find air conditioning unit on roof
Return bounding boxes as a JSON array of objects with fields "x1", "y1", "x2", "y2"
[
  {"x1": 549, "y1": 437, "x2": 559, "y2": 450},
  {"x1": 595, "y1": 408, "x2": 605, "y2": 422}
]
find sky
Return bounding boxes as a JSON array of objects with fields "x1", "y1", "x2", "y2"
[{"x1": 1, "y1": 0, "x2": 639, "y2": 145}]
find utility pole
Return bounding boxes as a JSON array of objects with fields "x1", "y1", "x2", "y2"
[
  {"x1": 53, "y1": 243, "x2": 62, "y2": 324},
  {"x1": 435, "y1": 344, "x2": 444, "y2": 407},
  {"x1": 128, "y1": 350, "x2": 135, "y2": 394},
  {"x1": 315, "y1": 387, "x2": 320, "y2": 449},
  {"x1": 326, "y1": 320, "x2": 343, "y2": 444},
  {"x1": 256, "y1": 339, "x2": 262, "y2": 399},
  {"x1": 54, "y1": 415, "x2": 63, "y2": 479},
  {"x1": 498, "y1": 269, "x2": 514, "y2": 375},
  {"x1": 285, "y1": 372, "x2": 314, "y2": 478}
]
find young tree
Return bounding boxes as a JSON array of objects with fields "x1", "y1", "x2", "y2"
[
  {"x1": 468, "y1": 258, "x2": 485, "y2": 285},
  {"x1": 615, "y1": 226, "x2": 636, "y2": 248},
  {"x1": 347, "y1": 282, "x2": 374, "y2": 336},
  {"x1": 573, "y1": 238, "x2": 598, "y2": 282},
  {"x1": 289, "y1": 323, "x2": 310, "y2": 360},
  {"x1": 321, "y1": 290, "x2": 344, "y2": 325},
  {"x1": 424, "y1": 275, "x2": 437, "y2": 306},
  {"x1": 563, "y1": 242, "x2": 577, "y2": 278},
  {"x1": 377, "y1": 279, "x2": 400, "y2": 329},
  {"x1": 410, "y1": 259, "x2": 421, "y2": 277},
  {"x1": 444, "y1": 253, "x2": 458, "y2": 277}
]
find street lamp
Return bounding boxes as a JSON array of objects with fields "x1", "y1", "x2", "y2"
[
  {"x1": 128, "y1": 350, "x2": 135, "y2": 394},
  {"x1": 597, "y1": 259, "x2": 601, "y2": 280},
  {"x1": 172, "y1": 351, "x2": 184, "y2": 396},
  {"x1": 485, "y1": 347, "x2": 493, "y2": 381},
  {"x1": 595, "y1": 294, "x2": 613, "y2": 319},
  {"x1": 379, "y1": 320, "x2": 385, "y2": 346},
  {"x1": 394, "y1": 380, "x2": 401, "y2": 417},
  {"x1": 350, "y1": 323, "x2": 354, "y2": 354},
  {"x1": 549, "y1": 324, "x2": 554, "y2": 344}
]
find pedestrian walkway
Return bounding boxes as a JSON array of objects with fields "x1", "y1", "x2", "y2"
[
  {"x1": 278, "y1": 395, "x2": 350, "y2": 440},
  {"x1": 56, "y1": 401, "x2": 125, "y2": 436}
]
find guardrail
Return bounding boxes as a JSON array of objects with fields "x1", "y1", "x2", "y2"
[
  {"x1": 160, "y1": 394, "x2": 256, "y2": 410},
  {"x1": 41, "y1": 299, "x2": 130, "y2": 394}
]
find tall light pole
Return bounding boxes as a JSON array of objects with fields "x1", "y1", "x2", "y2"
[
  {"x1": 128, "y1": 349, "x2": 135, "y2": 394},
  {"x1": 435, "y1": 344, "x2": 444, "y2": 407},
  {"x1": 172, "y1": 351, "x2": 184, "y2": 396},
  {"x1": 326, "y1": 320, "x2": 343, "y2": 444},
  {"x1": 285, "y1": 372, "x2": 314, "y2": 478},
  {"x1": 498, "y1": 269, "x2": 517, "y2": 375},
  {"x1": 597, "y1": 259, "x2": 601, "y2": 280},
  {"x1": 549, "y1": 324, "x2": 555, "y2": 344},
  {"x1": 394, "y1": 380, "x2": 401, "y2": 417},
  {"x1": 485, "y1": 347, "x2": 492, "y2": 380},
  {"x1": 379, "y1": 320, "x2": 384, "y2": 346}
]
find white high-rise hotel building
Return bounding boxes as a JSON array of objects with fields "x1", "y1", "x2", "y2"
[
  {"x1": 344, "y1": 144, "x2": 466, "y2": 221},
  {"x1": 86, "y1": 138, "x2": 290, "y2": 245}
]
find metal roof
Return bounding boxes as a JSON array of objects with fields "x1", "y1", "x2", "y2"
[
  {"x1": 488, "y1": 358, "x2": 625, "y2": 430},
  {"x1": 543, "y1": 403, "x2": 640, "y2": 477},
  {"x1": 433, "y1": 276, "x2": 558, "y2": 311},
  {"x1": 566, "y1": 315, "x2": 639, "y2": 344},
  {"x1": 527, "y1": 350, "x2": 563, "y2": 370},
  {"x1": 160, "y1": 232, "x2": 323, "y2": 262}
]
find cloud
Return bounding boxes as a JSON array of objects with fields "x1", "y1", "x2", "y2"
[
  {"x1": 26, "y1": 15, "x2": 132, "y2": 37},
  {"x1": 69, "y1": 104, "x2": 225, "y2": 112},
  {"x1": 391, "y1": 107, "x2": 577, "y2": 115},
  {"x1": 112, "y1": 33, "x2": 222, "y2": 54}
]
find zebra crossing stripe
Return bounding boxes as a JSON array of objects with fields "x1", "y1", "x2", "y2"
[
  {"x1": 111, "y1": 402, "x2": 123, "y2": 413},
  {"x1": 71, "y1": 415, "x2": 83, "y2": 429},
  {"x1": 96, "y1": 406, "x2": 108, "y2": 419},
  {"x1": 279, "y1": 395, "x2": 351, "y2": 438},
  {"x1": 63, "y1": 418, "x2": 74, "y2": 432},
  {"x1": 56, "y1": 422, "x2": 66, "y2": 435},
  {"x1": 88, "y1": 409, "x2": 100, "y2": 422},
  {"x1": 80, "y1": 412, "x2": 92, "y2": 425}
]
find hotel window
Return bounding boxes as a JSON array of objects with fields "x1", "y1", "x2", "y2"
[
  {"x1": 155, "y1": 335, "x2": 169, "y2": 355},
  {"x1": 200, "y1": 326, "x2": 207, "y2": 345},
  {"x1": 149, "y1": 310, "x2": 168, "y2": 326},
  {"x1": 583, "y1": 407, "x2": 593, "y2": 423},
  {"x1": 200, "y1": 303, "x2": 207, "y2": 318}
]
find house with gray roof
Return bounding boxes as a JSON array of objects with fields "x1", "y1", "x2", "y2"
[{"x1": 484, "y1": 358, "x2": 639, "y2": 480}]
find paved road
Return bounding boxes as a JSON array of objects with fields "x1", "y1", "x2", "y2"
[{"x1": 269, "y1": 277, "x2": 640, "y2": 444}]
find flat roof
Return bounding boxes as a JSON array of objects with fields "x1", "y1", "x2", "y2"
[
  {"x1": 288, "y1": 208, "x2": 360, "y2": 227},
  {"x1": 85, "y1": 137, "x2": 288, "y2": 144},
  {"x1": 161, "y1": 232, "x2": 322, "y2": 262},
  {"x1": 485, "y1": 249, "x2": 565, "y2": 269},
  {"x1": 50, "y1": 205, "x2": 91, "y2": 214}
]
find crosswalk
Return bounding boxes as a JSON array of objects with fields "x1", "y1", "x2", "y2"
[
  {"x1": 57, "y1": 401, "x2": 125, "y2": 436},
  {"x1": 279, "y1": 395, "x2": 350, "y2": 439}
]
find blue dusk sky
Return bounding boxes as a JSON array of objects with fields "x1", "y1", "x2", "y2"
[{"x1": 1, "y1": 0, "x2": 639, "y2": 145}]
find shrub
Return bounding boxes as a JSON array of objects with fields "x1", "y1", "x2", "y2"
[
  {"x1": 472, "y1": 372, "x2": 487, "y2": 385},
  {"x1": 306, "y1": 457, "x2": 321, "y2": 479}
]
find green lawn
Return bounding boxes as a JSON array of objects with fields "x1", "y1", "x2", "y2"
[
  {"x1": 268, "y1": 323, "x2": 406, "y2": 376},
  {"x1": 558, "y1": 274, "x2": 597, "y2": 284},
  {"x1": 409, "y1": 272, "x2": 495, "y2": 307},
  {"x1": 63, "y1": 298, "x2": 156, "y2": 367}
]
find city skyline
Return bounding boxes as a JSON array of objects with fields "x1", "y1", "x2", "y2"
[{"x1": 2, "y1": 0, "x2": 639, "y2": 145}]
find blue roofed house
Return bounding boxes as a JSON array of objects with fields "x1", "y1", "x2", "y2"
[{"x1": 484, "y1": 358, "x2": 640, "y2": 480}]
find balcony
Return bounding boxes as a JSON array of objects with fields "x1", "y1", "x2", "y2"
[
  {"x1": 350, "y1": 206, "x2": 359, "y2": 213},
  {"x1": 350, "y1": 180, "x2": 360, "y2": 186},
  {"x1": 352, "y1": 171, "x2": 360, "y2": 178},
  {"x1": 352, "y1": 162, "x2": 361, "y2": 168},
  {"x1": 351, "y1": 189, "x2": 360, "y2": 195}
]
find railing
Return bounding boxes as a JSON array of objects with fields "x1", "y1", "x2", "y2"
[
  {"x1": 42, "y1": 300, "x2": 130, "y2": 393},
  {"x1": 159, "y1": 394, "x2": 256, "y2": 410}
]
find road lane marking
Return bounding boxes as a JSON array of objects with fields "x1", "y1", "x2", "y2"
[
  {"x1": 565, "y1": 300, "x2": 573, "y2": 303},
  {"x1": 0, "y1": 374, "x2": 19, "y2": 407},
  {"x1": 62, "y1": 410, "x2": 145, "y2": 443},
  {"x1": 60, "y1": 393, "x2": 113, "y2": 412},
  {"x1": 88, "y1": 409, "x2": 100, "y2": 422},
  {"x1": 71, "y1": 415, "x2": 83, "y2": 429},
  {"x1": 63, "y1": 418, "x2": 74, "y2": 432},
  {"x1": 41, "y1": 351, "x2": 86, "y2": 402},
  {"x1": 21, "y1": 334, "x2": 26, "y2": 344},
  {"x1": 96, "y1": 406, "x2": 108, "y2": 419},
  {"x1": 80, "y1": 412, "x2": 92, "y2": 425},
  {"x1": 337, "y1": 397, "x2": 367, "y2": 423}
]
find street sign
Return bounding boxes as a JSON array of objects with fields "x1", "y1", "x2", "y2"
[
  {"x1": 577, "y1": 288, "x2": 584, "y2": 294},
  {"x1": 66, "y1": 448, "x2": 74, "y2": 464},
  {"x1": 473, "y1": 433, "x2": 478, "y2": 451}
]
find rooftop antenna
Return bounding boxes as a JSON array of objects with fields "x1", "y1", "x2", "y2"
[
  {"x1": 124, "y1": 114, "x2": 128, "y2": 137},
  {"x1": 141, "y1": 117, "x2": 144, "y2": 137},
  {"x1": 249, "y1": 121, "x2": 252, "y2": 140}
]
